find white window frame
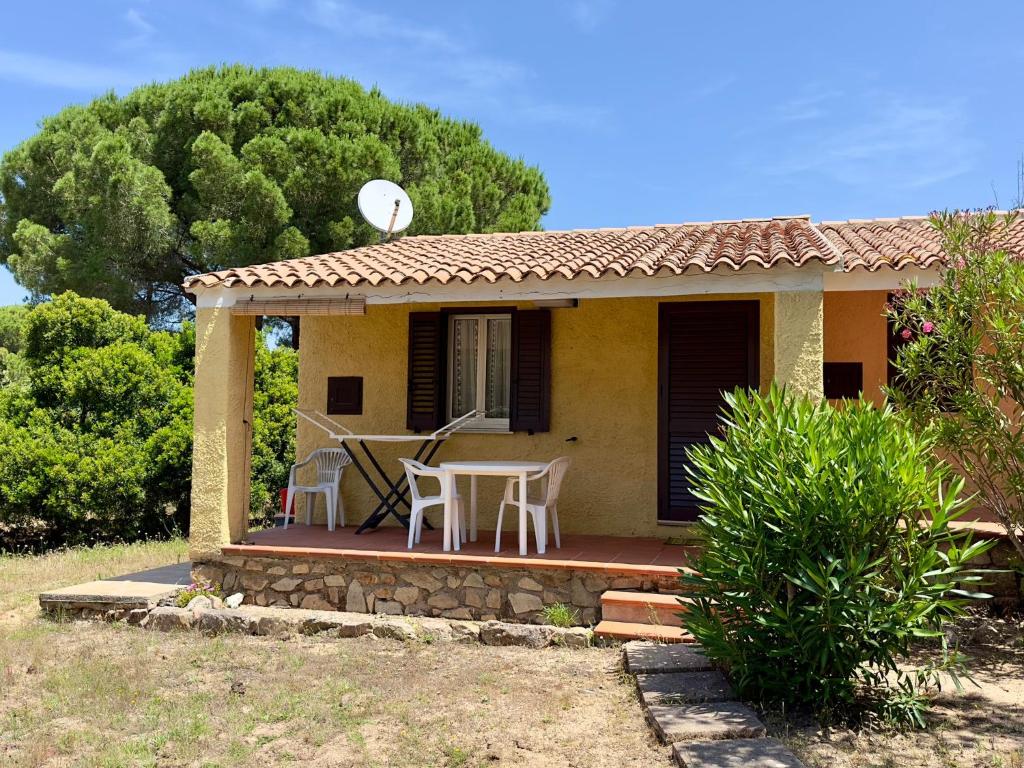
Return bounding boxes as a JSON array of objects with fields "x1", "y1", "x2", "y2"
[{"x1": 446, "y1": 313, "x2": 512, "y2": 433}]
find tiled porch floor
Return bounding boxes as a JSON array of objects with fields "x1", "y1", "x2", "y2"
[{"x1": 226, "y1": 524, "x2": 697, "y2": 577}]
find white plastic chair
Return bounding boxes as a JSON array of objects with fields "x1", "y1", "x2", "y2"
[
  {"x1": 399, "y1": 459, "x2": 466, "y2": 550},
  {"x1": 284, "y1": 448, "x2": 352, "y2": 532},
  {"x1": 495, "y1": 457, "x2": 571, "y2": 553}
]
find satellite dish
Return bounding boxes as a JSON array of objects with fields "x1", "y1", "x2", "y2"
[{"x1": 357, "y1": 179, "x2": 413, "y2": 238}]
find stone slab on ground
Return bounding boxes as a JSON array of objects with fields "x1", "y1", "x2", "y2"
[
  {"x1": 647, "y1": 701, "x2": 766, "y2": 744},
  {"x1": 672, "y1": 737, "x2": 805, "y2": 767},
  {"x1": 636, "y1": 671, "x2": 734, "y2": 705},
  {"x1": 624, "y1": 641, "x2": 713, "y2": 674},
  {"x1": 39, "y1": 580, "x2": 180, "y2": 611}
]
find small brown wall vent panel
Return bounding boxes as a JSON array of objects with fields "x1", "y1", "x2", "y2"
[
  {"x1": 823, "y1": 362, "x2": 863, "y2": 400},
  {"x1": 327, "y1": 377, "x2": 363, "y2": 415}
]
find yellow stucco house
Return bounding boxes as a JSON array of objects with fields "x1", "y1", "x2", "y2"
[{"x1": 181, "y1": 213, "x2": 1019, "y2": 636}]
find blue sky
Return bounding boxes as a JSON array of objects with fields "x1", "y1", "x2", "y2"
[{"x1": 1, "y1": 1, "x2": 1023, "y2": 305}]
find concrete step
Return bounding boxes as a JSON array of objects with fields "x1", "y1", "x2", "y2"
[
  {"x1": 601, "y1": 590, "x2": 692, "y2": 627},
  {"x1": 594, "y1": 620, "x2": 694, "y2": 643},
  {"x1": 673, "y1": 738, "x2": 805, "y2": 767}
]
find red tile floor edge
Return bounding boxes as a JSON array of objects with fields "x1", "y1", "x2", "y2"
[{"x1": 219, "y1": 524, "x2": 697, "y2": 578}]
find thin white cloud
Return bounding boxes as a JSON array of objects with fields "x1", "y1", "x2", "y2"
[
  {"x1": 300, "y1": 0, "x2": 601, "y2": 131},
  {"x1": 307, "y1": 0, "x2": 457, "y2": 52},
  {"x1": 754, "y1": 96, "x2": 978, "y2": 190},
  {"x1": 122, "y1": 8, "x2": 156, "y2": 48},
  {"x1": 0, "y1": 49, "x2": 141, "y2": 91},
  {"x1": 773, "y1": 89, "x2": 841, "y2": 123},
  {"x1": 569, "y1": 0, "x2": 613, "y2": 32},
  {"x1": 687, "y1": 75, "x2": 738, "y2": 102},
  {"x1": 240, "y1": 0, "x2": 283, "y2": 11}
]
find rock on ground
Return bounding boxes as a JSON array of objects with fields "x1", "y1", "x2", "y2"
[
  {"x1": 480, "y1": 620, "x2": 553, "y2": 649},
  {"x1": 143, "y1": 606, "x2": 193, "y2": 631}
]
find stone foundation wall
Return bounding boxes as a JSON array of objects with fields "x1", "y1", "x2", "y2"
[{"x1": 193, "y1": 556, "x2": 680, "y2": 626}]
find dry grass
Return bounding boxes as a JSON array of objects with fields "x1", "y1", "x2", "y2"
[
  {"x1": 0, "y1": 539, "x2": 188, "y2": 621},
  {"x1": 2, "y1": 542, "x2": 1022, "y2": 767},
  {"x1": 0, "y1": 541, "x2": 666, "y2": 767},
  {"x1": 0, "y1": 621, "x2": 665, "y2": 767}
]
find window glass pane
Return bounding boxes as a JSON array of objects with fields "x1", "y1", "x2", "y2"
[
  {"x1": 485, "y1": 317, "x2": 511, "y2": 418},
  {"x1": 450, "y1": 318, "x2": 478, "y2": 418}
]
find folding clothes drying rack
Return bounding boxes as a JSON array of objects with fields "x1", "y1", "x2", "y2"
[{"x1": 294, "y1": 410, "x2": 481, "y2": 533}]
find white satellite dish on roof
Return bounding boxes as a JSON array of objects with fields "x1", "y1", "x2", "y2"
[{"x1": 358, "y1": 179, "x2": 413, "y2": 239}]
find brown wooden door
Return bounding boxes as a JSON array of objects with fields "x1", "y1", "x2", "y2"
[{"x1": 658, "y1": 301, "x2": 759, "y2": 522}]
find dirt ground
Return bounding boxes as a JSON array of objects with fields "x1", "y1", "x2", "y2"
[
  {"x1": 0, "y1": 619, "x2": 669, "y2": 768},
  {"x1": 777, "y1": 618, "x2": 1024, "y2": 768},
  {"x1": 2, "y1": 542, "x2": 1022, "y2": 767}
]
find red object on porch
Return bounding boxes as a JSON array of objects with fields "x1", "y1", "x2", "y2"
[{"x1": 279, "y1": 488, "x2": 291, "y2": 519}]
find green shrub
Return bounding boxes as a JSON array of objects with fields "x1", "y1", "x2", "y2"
[
  {"x1": 0, "y1": 292, "x2": 297, "y2": 550},
  {"x1": 541, "y1": 602, "x2": 579, "y2": 628},
  {"x1": 682, "y1": 385, "x2": 994, "y2": 727},
  {"x1": 175, "y1": 578, "x2": 222, "y2": 608}
]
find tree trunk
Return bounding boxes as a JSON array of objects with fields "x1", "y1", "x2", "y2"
[{"x1": 287, "y1": 316, "x2": 300, "y2": 349}]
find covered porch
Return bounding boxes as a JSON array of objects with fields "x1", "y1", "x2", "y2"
[{"x1": 185, "y1": 218, "x2": 846, "y2": 626}]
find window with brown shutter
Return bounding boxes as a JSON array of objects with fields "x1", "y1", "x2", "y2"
[{"x1": 405, "y1": 308, "x2": 551, "y2": 433}]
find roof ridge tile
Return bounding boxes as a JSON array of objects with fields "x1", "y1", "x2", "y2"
[{"x1": 183, "y1": 213, "x2": 1024, "y2": 291}]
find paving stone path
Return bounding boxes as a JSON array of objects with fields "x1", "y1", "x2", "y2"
[{"x1": 623, "y1": 641, "x2": 806, "y2": 768}]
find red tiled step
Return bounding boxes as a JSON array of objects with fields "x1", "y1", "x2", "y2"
[
  {"x1": 593, "y1": 620, "x2": 695, "y2": 643},
  {"x1": 601, "y1": 590, "x2": 693, "y2": 627}
]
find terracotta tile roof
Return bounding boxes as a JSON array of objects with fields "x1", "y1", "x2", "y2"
[
  {"x1": 817, "y1": 213, "x2": 1024, "y2": 272},
  {"x1": 183, "y1": 212, "x2": 1024, "y2": 291},
  {"x1": 183, "y1": 216, "x2": 839, "y2": 290}
]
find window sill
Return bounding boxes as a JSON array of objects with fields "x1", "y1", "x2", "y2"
[{"x1": 458, "y1": 427, "x2": 514, "y2": 435}]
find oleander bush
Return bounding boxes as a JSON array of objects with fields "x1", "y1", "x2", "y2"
[
  {"x1": 887, "y1": 209, "x2": 1024, "y2": 564},
  {"x1": 682, "y1": 385, "x2": 994, "y2": 727}
]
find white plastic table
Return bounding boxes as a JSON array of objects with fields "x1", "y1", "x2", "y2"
[{"x1": 439, "y1": 461, "x2": 548, "y2": 556}]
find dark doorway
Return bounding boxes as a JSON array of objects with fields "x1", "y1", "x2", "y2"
[{"x1": 658, "y1": 301, "x2": 759, "y2": 522}]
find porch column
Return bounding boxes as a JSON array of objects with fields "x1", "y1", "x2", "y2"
[
  {"x1": 773, "y1": 290, "x2": 824, "y2": 399},
  {"x1": 189, "y1": 303, "x2": 256, "y2": 561}
]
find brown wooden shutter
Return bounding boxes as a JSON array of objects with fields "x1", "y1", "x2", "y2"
[
  {"x1": 406, "y1": 312, "x2": 446, "y2": 431},
  {"x1": 658, "y1": 301, "x2": 759, "y2": 522},
  {"x1": 510, "y1": 309, "x2": 551, "y2": 433}
]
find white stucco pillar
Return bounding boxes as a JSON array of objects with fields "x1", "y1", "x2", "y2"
[
  {"x1": 773, "y1": 290, "x2": 824, "y2": 399},
  {"x1": 189, "y1": 301, "x2": 255, "y2": 561}
]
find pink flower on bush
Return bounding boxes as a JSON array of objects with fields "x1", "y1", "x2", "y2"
[
  {"x1": 900, "y1": 328, "x2": 912, "y2": 340},
  {"x1": 922, "y1": 321, "x2": 934, "y2": 334}
]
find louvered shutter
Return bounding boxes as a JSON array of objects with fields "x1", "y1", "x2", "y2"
[
  {"x1": 406, "y1": 312, "x2": 446, "y2": 431},
  {"x1": 658, "y1": 302, "x2": 758, "y2": 522},
  {"x1": 510, "y1": 309, "x2": 551, "y2": 433}
]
